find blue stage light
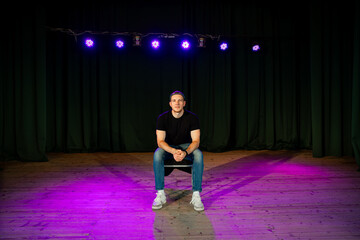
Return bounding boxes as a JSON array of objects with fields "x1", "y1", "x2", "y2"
[
  {"x1": 220, "y1": 42, "x2": 228, "y2": 51},
  {"x1": 151, "y1": 39, "x2": 160, "y2": 49},
  {"x1": 115, "y1": 39, "x2": 125, "y2": 48},
  {"x1": 181, "y1": 40, "x2": 191, "y2": 50},
  {"x1": 252, "y1": 44, "x2": 260, "y2": 52},
  {"x1": 85, "y1": 38, "x2": 94, "y2": 47}
]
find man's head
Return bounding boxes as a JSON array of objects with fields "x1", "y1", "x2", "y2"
[
  {"x1": 169, "y1": 91, "x2": 185, "y2": 102},
  {"x1": 169, "y1": 91, "x2": 186, "y2": 113}
]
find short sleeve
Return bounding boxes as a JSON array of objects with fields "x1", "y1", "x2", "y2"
[
  {"x1": 156, "y1": 113, "x2": 167, "y2": 130},
  {"x1": 190, "y1": 114, "x2": 200, "y2": 131}
]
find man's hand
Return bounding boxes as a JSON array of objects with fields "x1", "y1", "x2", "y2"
[{"x1": 173, "y1": 149, "x2": 186, "y2": 162}]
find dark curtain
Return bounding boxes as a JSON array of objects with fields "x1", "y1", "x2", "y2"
[
  {"x1": 1, "y1": 1, "x2": 359, "y2": 168},
  {"x1": 352, "y1": 1, "x2": 360, "y2": 169},
  {"x1": 229, "y1": 4, "x2": 312, "y2": 151},
  {"x1": 44, "y1": 2, "x2": 313, "y2": 153},
  {"x1": 310, "y1": 1, "x2": 354, "y2": 158},
  {"x1": 0, "y1": 6, "x2": 47, "y2": 162}
]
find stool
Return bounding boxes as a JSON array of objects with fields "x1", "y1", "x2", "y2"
[{"x1": 164, "y1": 158, "x2": 193, "y2": 176}]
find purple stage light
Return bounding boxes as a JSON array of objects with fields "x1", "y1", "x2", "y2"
[
  {"x1": 151, "y1": 40, "x2": 160, "y2": 49},
  {"x1": 181, "y1": 40, "x2": 190, "y2": 50},
  {"x1": 85, "y1": 38, "x2": 94, "y2": 47},
  {"x1": 252, "y1": 44, "x2": 260, "y2": 51},
  {"x1": 115, "y1": 40, "x2": 124, "y2": 48},
  {"x1": 220, "y1": 42, "x2": 228, "y2": 51}
]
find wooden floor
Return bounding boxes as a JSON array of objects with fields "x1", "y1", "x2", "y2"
[{"x1": 1, "y1": 150, "x2": 360, "y2": 239}]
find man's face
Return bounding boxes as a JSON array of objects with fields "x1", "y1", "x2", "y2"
[{"x1": 169, "y1": 94, "x2": 186, "y2": 113}]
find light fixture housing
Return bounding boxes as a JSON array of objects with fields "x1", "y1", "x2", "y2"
[
  {"x1": 198, "y1": 37, "x2": 206, "y2": 48},
  {"x1": 133, "y1": 35, "x2": 141, "y2": 46}
]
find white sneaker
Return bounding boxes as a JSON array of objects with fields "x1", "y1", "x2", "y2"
[
  {"x1": 152, "y1": 191, "x2": 166, "y2": 210},
  {"x1": 190, "y1": 191, "x2": 204, "y2": 211}
]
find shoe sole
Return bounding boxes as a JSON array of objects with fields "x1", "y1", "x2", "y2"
[
  {"x1": 152, "y1": 205, "x2": 162, "y2": 210},
  {"x1": 152, "y1": 201, "x2": 166, "y2": 210},
  {"x1": 194, "y1": 206, "x2": 204, "y2": 211}
]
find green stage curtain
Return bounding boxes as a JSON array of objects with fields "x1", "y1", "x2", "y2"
[
  {"x1": 1, "y1": 2, "x2": 359, "y2": 169},
  {"x1": 44, "y1": 3, "x2": 313, "y2": 154},
  {"x1": 352, "y1": 2, "x2": 360, "y2": 169},
  {"x1": 310, "y1": 2, "x2": 354, "y2": 158},
  {"x1": 0, "y1": 6, "x2": 47, "y2": 162}
]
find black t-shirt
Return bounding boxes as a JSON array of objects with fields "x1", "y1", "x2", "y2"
[{"x1": 156, "y1": 110, "x2": 200, "y2": 145}]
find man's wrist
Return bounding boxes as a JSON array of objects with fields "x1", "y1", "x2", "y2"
[{"x1": 183, "y1": 150, "x2": 189, "y2": 157}]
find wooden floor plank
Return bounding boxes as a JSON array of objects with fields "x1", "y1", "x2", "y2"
[{"x1": 1, "y1": 150, "x2": 360, "y2": 239}]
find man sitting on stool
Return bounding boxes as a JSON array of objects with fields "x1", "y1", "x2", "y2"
[{"x1": 152, "y1": 90, "x2": 204, "y2": 211}]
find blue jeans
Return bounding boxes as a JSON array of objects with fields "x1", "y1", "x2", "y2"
[{"x1": 153, "y1": 143, "x2": 204, "y2": 192}]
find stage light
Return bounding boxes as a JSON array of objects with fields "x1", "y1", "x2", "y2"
[
  {"x1": 133, "y1": 35, "x2": 141, "y2": 46},
  {"x1": 85, "y1": 38, "x2": 94, "y2": 47},
  {"x1": 220, "y1": 42, "x2": 228, "y2": 51},
  {"x1": 115, "y1": 39, "x2": 125, "y2": 48},
  {"x1": 181, "y1": 40, "x2": 191, "y2": 50},
  {"x1": 198, "y1": 37, "x2": 206, "y2": 48},
  {"x1": 151, "y1": 39, "x2": 160, "y2": 49},
  {"x1": 252, "y1": 44, "x2": 260, "y2": 52}
]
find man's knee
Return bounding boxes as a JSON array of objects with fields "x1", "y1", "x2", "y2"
[
  {"x1": 154, "y1": 148, "x2": 166, "y2": 163},
  {"x1": 192, "y1": 149, "x2": 203, "y2": 163}
]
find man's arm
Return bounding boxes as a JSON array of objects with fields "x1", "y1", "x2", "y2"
[
  {"x1": 156, "y1": 129, "x2": 200, "y2": 162},
  {"x1": 177, "y1": 129, "x2": 200, "y2": 161},
  {"x1": 185, "y1": 129, "x2": 200, "y2": 154},
  {"x1": 156, "y1": 130, "x2": 177, "y2": 155}
]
